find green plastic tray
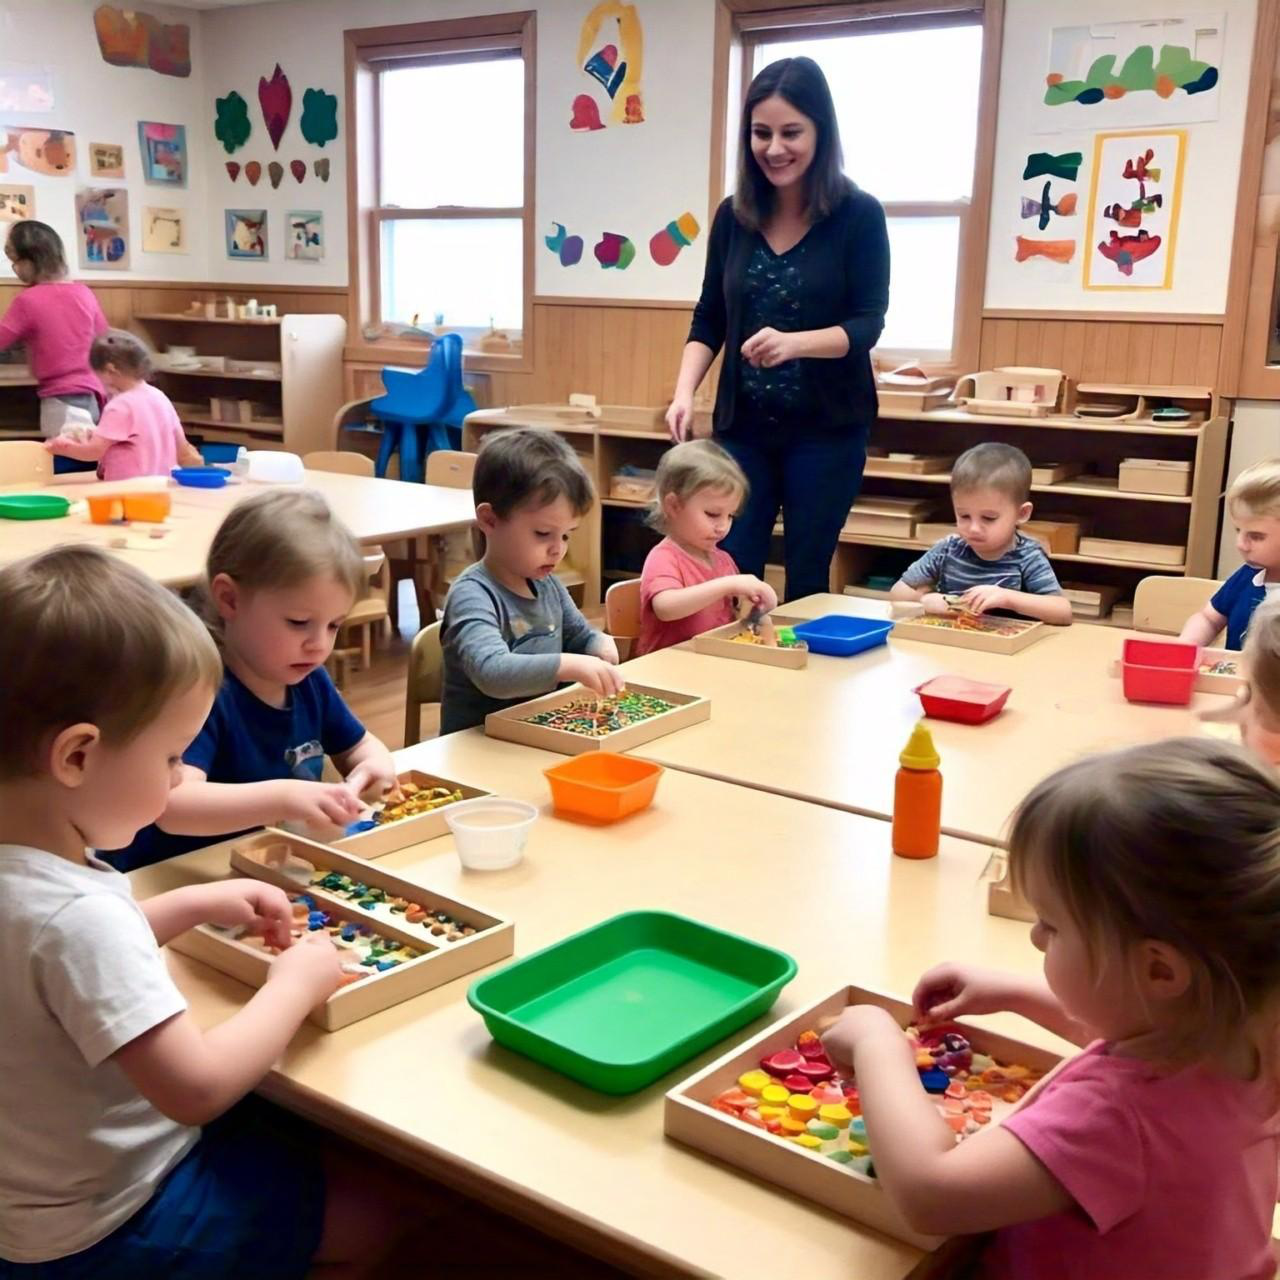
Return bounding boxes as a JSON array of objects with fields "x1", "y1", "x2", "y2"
[
  {"x1": 468, "y1": 911, "x2": 797, "y2": 1094},
  {"x1": 0, "y1": 494, "x2": 70, "y2": 520}
]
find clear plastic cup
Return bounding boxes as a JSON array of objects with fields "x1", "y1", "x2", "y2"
[{"x1": 444, "y1": 797, "x2": 538, "y2": 870}]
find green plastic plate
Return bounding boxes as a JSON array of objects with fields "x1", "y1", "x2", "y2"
[
  {"x1": 0, "y1": 494, "x2": 70, "y2": 520},
  {"x1": 468, "y1": 910, "x2": 797, "y2": 1094}
]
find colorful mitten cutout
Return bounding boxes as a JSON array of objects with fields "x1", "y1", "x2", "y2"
[
  {"x1": 569, "y1": 94, "x2": 604, "y2": 131},
  {"x1": 649, "y1": 211, "x2": 700, "y2": 266},
  {"x1": 545, "y1": 222, "x2": 584, "y2": 266},
  {"x1": 594, "y1": 232, "x2": 635, "y2": 269}
]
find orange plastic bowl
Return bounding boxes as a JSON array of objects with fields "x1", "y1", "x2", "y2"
[
  {"x1": 86, "y1": 494, "x2": 127, "y2": 524},
  {"x1": 544, "y1": 752, "x2": 664, "y2": 823},
  {"x1": 123, "y1": 491, "x2": 171, "y2": 522}
]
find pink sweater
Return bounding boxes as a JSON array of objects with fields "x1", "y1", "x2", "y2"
[
  {"x1": 637, "y1": 537, "x2": 739, "y2": 656},
  {"x1": 0, "y1": 281, "x2": 107, "y2": 400}
]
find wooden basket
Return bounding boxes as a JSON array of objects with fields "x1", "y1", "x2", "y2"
[
  {"x1": 334, "y1": 768, "x2": 491, "y2": 859},
  {"x1": 692, "y1": 615, "x2": 809, "y2": 669}
]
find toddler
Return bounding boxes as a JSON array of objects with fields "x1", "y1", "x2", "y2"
[
  {"x1": 636, "y1": 439, "x2": 777, "y2": 656},
  {"x1": 824, "y1": 738, "x2": 1280, "y2": 1278},
  {"x1": 441, "y1": 427, "x2": 621, "y2": 733},
  {"x1": 890, "y1": 442, "x2": 1072, "y2": 624}
]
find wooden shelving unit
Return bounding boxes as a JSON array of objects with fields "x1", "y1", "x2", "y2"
[{"x1": 0, "y1": 368, "x2": 39, "y2": 438}]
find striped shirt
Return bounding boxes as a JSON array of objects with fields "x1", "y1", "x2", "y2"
[{"x1": 901, "y1": 533, "x2": 1062, "y2": 596}]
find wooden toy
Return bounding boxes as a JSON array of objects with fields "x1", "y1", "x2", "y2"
[
  {"x1": 1078, "y1": 536, "x2": 1185, "y2": 567},
  {"x1": 1117, "y1": 458, "x2": 1192, "y2": 496},
  {"x1": 693, "y1": 615, "x2": 808, "y2": 669},
  {"x1": 335, "y1": 768, "x2": 490, "y2": 859},
  {"x1": 874, "y1": 364, "x2": 954, "y2": 413},
  {"x1": 890, "y1": 611, "x2": 1048, "y2": 655},
  {"x1": 1021, "y1": 517, "x2": 1086, "y2": 554},
  {"x1": 843, "y1": 496, "x2": 936, "y2": 538},
  {"x1": 485, "y1": 682, "x2": 709, "y2": 756},
  {"x1": 664, "y1": 984, "x2": 1059, "y2": 1249},
  {"x1": 1030, "y1": 461, "x2": 1084, "y2": 485},
  {"x1": 1070, "y1": 383, "x2": 1211, "y2": 427},
  {"x1": 863, "y1": 451, "x2": 955, "y2": 476},
  {"x1": 167, "y1": 830, "x2": 514, "y2": 1029},
  {"x1": 953, "y1": 367, "x2": 1064, "y2": 417},
  {"x1": 1106, "y1": 647, "x2": 1243, "y2": 695},
  {"x1": 1061, "y1": 581, "x2": 1122, "y2": 619}
]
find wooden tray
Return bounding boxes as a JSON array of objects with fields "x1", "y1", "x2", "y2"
[
  {"x1": 864, "y1": 452, "x2": 955, "y2": 476},
  {"x1": 1106, "y1": 646, "x2": 1243, "y2": 695},
  {"x1": 168, "y1": 830, "x2": 514, "y2": 1030},
  {"x1": 1030, "y1": 462, "x2": 1083, "y2": 485},
  {"x1": 485, "y1": 681, "x2": 710, "y2": 756},
  {"x1": 1078, "y1": 536, "x2": 1186, "y2": 567},
  {"x1": 691, "y1": 615, "x2": 808, "y2": 669},
  {"x1": 664, "y1": 984, "x2": 1060, "y2": 1250},
  {"x1": 890, "y1": 613, "x2": 1048, "y2": 655},
  {"x1": 334, "y1": 768, "x2": 491, "y2": 859}
]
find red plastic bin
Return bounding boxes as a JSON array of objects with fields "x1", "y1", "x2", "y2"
[
  {"x1": 913, "y1": 675, "x2": 1012, "y2": 724},
  {"x1": 1120, "y1": 638, "x2": 1201, "y2": 705}
]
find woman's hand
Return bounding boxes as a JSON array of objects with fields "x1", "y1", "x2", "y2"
[
  {"x1": 666, "y1": 394, "x2": 695, "y2": 442},
  {"x1": 741, "y1": 327, "x2": 801, "y2": 369}
]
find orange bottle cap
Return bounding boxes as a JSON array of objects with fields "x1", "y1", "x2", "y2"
[{"x1": 899, "y1": 721, "x2": 940, "y2": 769}]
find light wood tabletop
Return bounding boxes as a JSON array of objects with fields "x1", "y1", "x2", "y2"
[
  {"x1": 0, "y1": 470, "x2": 475, "y2": 587},
  {"x1": 619, "y1": 594, "x2": 1231, "y2": 846},
  {"x1": 132, "y1": 729, "x2": 1065, "y2": 1280}
]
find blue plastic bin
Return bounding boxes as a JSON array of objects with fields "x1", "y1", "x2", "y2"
[
  {"x1": 791, "y1": 615, "x2": 894, "y2": 657},
  {"x1": 199, "y1": 442, "x2": 241, "y2": 464},
  {"x1": 171, "y1": 466, "x2": 230, "y2": 489}
]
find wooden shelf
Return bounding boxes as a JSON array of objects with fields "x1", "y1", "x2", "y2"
[
  {"x1": 179, "y1": 414, "x2": 284, "y2": 435},
  {"x1": 156, "y1": 367, "x2": 282, "y2": 382},
  {"x1": 135, "y1": 312, "x2": 281, "y2": 326},
  {"x1": 861, "y1": 466, "x2": 1193, "y2": 504},
  {"x1": 880, "y1": 405, "x2": 1203, "y2": 437}
]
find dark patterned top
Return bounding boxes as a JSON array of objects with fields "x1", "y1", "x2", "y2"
[{"x1": 739, "y1": 237, "x2": 807, "y2": 429}]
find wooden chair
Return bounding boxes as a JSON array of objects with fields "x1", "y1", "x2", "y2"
[
  {"x1": 424, "y1": 449, "x2": 479, "y2": 616},
  {"x1": 605, "y1": 578, "x2": 642, "y2": 661},
  {"x1": 1132, "y1": 574, "x2": 1222, "y2": 635},
  {"x1": 303, "y1": 450, "x2": 375, "y2": 478},
  {"x1": 328, "y1": 550, "x2": 392, "y2": 688},
  {"x1": 0, "y1": 440, "x2": 52, "y2": 485},
  {"x1": 403, "y1": 620, "x2": 443, "y2": 748}
]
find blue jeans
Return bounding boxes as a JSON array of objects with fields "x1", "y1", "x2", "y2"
[{"x1": 718, "y1": 431, "x2": 868, "y2": 603}]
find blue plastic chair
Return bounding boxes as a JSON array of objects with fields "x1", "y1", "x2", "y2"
[{"x1": 371, "y1": 333, "x2": 476, "y2": 484}]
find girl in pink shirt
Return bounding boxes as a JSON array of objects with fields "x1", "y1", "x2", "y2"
[
  {"x1": 823, "y1": 738, "x2": 1280, "y2": 1280},
  {"x1": 636, "y1": 439, "x2": 777, "y2": 655},
  {"x1": 46, "y1": 330, "x2": 200, "y2": 479}
]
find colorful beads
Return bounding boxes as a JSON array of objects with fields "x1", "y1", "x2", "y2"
[
  {"x1": 522, "y1": 691, "x2": 676, "y2": 737},
  {"x1": 308, "y1": 869, "x2": 482, "y2": 944},
  {"x1": 374, "y1": 781, "x2": 464, "y2": 825}
]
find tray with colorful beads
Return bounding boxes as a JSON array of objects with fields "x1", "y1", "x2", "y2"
[
  {"x1": 167, "y1": 830, "x2": 514, "y2": 1030},
  {"x1": 890, "y1": 611, "x2": 1048, "y2": 655},
  {"x1": 692, "y1": 614, "x2": 809, "y2": 669},
  {"x1": 484, "y1": 682, "x2": 710, "y2": 756},
  {"x1": 664, "y1": 984, "x2": 1061, "y2": 1249},
  {"x1": 334, "y1": 769, "x2": 491, "y2": 859}
]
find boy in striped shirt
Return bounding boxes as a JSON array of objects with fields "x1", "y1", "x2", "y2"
[{"x1": 890, "y1": 443, "x2": 1073, "y2": 625}]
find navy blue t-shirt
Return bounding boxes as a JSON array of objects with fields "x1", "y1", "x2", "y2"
[
  {"x1": 1210, "y1": 565, "x2": 1274, "y2": 650},
  {"x1": 107, "y1": 664, "x2": 366, "y2": 871}
]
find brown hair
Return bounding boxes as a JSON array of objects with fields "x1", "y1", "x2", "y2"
[
  {"x1": 951, "y1": 442, "x2": 1032, "y2": 505},
  {"x1": 1228, "y1": 459, "x2": 1280, "y2": 522},
  {"x1": 90, "y1": 328, "x2": 153, "y2": 379},
  {"x1": 6, "y1": 220, "x2": 67, "y2": 282},
  {"x1": 648, "y1": 439, "x2": 748, "y2": 533},
  {"x1": 474, "y1": 427, "x2": 594, "y2": 517},
  {"x1": 0, "y1": 546, "x2": 221, "y2": 779}
]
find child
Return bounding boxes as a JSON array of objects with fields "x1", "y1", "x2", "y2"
[
  {"x1": 45, "y1": 330, "x2": 201, "y2": 479},
  {"x1": 1201, "y1": 592, "x2": 1280, "y2": 767},
  {"x1": 0, "y1": 545, "x2": 409, "y2": 1275},
  {"x1": 1181, "y1": 458, "x2": 1280, "y2": 649},
  {"x1": 635, "y1": 439, "x2": 777, "y2": 656},
  {"x1": 109, "y1": 489, "x2": 397, "y2": 871},
  {"x1": 889, "y1": 442, "x2": 1072, "y2": 625},
  {"x1": 0, "y1": 221, "x2": 108, "y2": 436},
  {"x1": 441, "y1": 427, "x2": 621, "y2": 734},
  {"x1": 822, "y1": 738, "x2": 1280, "y2": 1276}
]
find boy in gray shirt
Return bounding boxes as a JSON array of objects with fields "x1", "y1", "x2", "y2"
[{"x1": 441, "y1": 428, "x2": 622, "y2": 733}]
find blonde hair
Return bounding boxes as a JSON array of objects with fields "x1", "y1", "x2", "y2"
[
  {"x1": 1009, "y1": 738, "x2": 1280, "y2": 1070},
  {"x1": 0, "y1": 546, "x2": 221, "y2": 779},
  {"x1": 202, "y1": 489, "x2": 366, "y2": 634},
  {"x1": 648, "y1": 440, "x2": 748, "y2": 533},
  {"x1": 1229, "y1": 458, "x2": 1280, "y2": 521}
]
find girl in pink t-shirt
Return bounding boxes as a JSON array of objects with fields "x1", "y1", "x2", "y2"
[
  {"x1": 46, "y1": 330, "x2": 200, "y2": 479},
  {"x1": 636, "y1": 440, "x2": 777, "y2": 655},
  {"x1": 823, "y1": 738, "x2": 1280, "y2": 1280}
]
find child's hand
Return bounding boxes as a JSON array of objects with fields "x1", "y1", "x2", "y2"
[
  {"x1": 922, "y1": 592, "x2": 952, "y2": 616},
  {"x1": 276, "y1": 779, "x2": 364, "y2": 828},
  {"x1": 594, "y1": 633, "x2": 621, "y2": 666},
  {"x1": 202, "y1": 879, "x2": 294, "y2": 950},
  {"x1": 962, "y1": 585, "x2": 1009, "y2": 615},
  {"x1": 730, "y1": 575, "x2": 777, "y2": 610},
  {"x1": 43, "y1": 436, "x2": 70, "y2": 455},
  {"x1": 268, "y1": 930, "x2": 344, "y2": 1004},
  {"x1": 821, "y1": 1004, "x2": 909, "y2": 1069},
  {"x1": 344, "y1": 759, "x2": 397, "y2": 802},
  {"x1": 559, "y1": 653, "x2": 626, "y2": 697},
  {"x1": 913, "y1": 962, "x2": 1014, "y2": 1023}
]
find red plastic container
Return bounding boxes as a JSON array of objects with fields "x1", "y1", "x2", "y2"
[
  {"x1": 1120, "y1": 638, "x2": 1200, "y2": 705},
  {"x1": 914, "y1": 675, "x2": 1012, "y2": 725}
]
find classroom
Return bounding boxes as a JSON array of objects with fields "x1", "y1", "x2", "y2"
[{"x1": 1, "y1": 0, "x2": 1279, "y2": 1275}]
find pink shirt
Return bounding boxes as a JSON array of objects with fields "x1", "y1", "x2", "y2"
[
  {"x1": 0, "y1": 282, "x2": 107, "y2": 400},
  {"x1": 987, "y1": 1041, "x2": 1279, "y2": 1280},
  {"x1": 94, "y1": 382, "x2": 186, "y2": 481},
  {"x1": 637, "y1": 537, "x2": 739, "y2": 656}
]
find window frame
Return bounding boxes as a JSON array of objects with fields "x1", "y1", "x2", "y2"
[{"x1": 344, "y1": 12, "x2": 536, "y2": 372}]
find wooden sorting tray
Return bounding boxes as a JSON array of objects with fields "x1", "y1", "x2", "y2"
[
  {"x1": 485, "y1": 681, "x2": 709, "y2": 756},
  {"x1": 891, "y1": 613, "x2": 1049, "y2": 655},
  {"x1": 665, "y1": 984, "x2": 1060, "y2": 1250},
  {"x1": 1078, "y1": 536, "x2": 1185, "y2": 567},
  {"x1": 692, "y1": 615, "x2": 809, "y2": 669},
  {"x1": 1106, "y1": 645, "x2": 1243, "y2": 695},
  {"x1": 334, "y1": 768, "x2": 491, "y2": 859},
  {"x1": 168, "y1": 830, "x2": 514, "y2": 1030}
]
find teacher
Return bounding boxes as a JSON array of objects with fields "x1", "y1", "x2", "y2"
[{"x1": 665, "y1": 56, "x2": 889, "y2": 602}]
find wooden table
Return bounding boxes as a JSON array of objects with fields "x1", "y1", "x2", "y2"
[
  {"x1": 619, "y1": 594, "x2": 1231, "y2": 846},
  {"x1": 133, "y1": 730, "x2": 1064, "y2": 1280},
  {"x1": 0, "y1": 470, "x2": 475, "y2": 587}
]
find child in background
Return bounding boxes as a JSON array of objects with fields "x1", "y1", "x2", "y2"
[
  {"x1": 636, "y1": 439, "x2": 777, "y2": 656},
  {"x1": 0, "y1": 545, "x2": 410, "y2": 1276},
  {"x1": 109, "y1": 489, "x2": 397, "y2": 871},
  {"x1": 1202, "y1": 593, "x2": 1280, "y2": 767},
  {"x1": 823, "y1": 738, "x2": 1280, "y2": 1278},
  {"x1": 45, "y1": 330, "x2": 201, "y2": 479},
  {"x1": 441, "y1": 427, "x2": 621, "y2": 734},
  {"x1": 1181, "y1": 458, "x2": 1280, "y2": 649},
  {"x1": 889, "y1": 443, "x2": 1072, "y2": 625}
]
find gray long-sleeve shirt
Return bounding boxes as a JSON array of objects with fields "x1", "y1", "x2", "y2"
[{"x1": 440, "y1": 562, "x2": 606, "y2": 734}]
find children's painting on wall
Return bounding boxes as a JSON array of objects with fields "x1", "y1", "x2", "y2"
[
  {"x1": 89, "y1": 142, "x2": 125, "y2": 179},
  {"x1": 569, "y1": 0, "x2": 644, "y2": 131},
  {"x1": 0, "y1": 65, "x2": 54, "y2": 113},
  {"x1": 1041, "y1": 15, "x2": 1224, "y2": 130},
  {"x1": 1084, "y1": 130, "x2": 1186, "y2": 289},
  {"x1": 0, "y1": 128, "x2": 74, "y2": 177},
  {"x1": 0, "y1": 184, "x2": 33, "y2": 222},
  {"x1": 143, "y1": 206, "x2": 185, "y2": 254},
  {"x1": 75, "y1": 187, "x2": 130, "y2": 270},
  {"x1": 137, "y1": 121, "x2": 186, "y2": 186},
  {"x1": 225, "y1": 208, "x2": 267, "y2": 260},
  {"x1": 94, "y1": 5, "x2": 191, "y2": 78},
  {"x1": 286, "y1": 209, "x2": 322, "y2": 261},
  {"x1": 1014, "y1": 150, "x2": 1081, "y2": 269}
]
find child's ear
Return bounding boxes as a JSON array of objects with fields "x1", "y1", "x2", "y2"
[
  {"x1": 47, "y1": 722, "x2": 101, "y2": 790},
  {"x1": 661, "y1": 492, "x2": 682, "y2": 522},
  {"x1": 1016, "y1": 501, "x2": 1033, "y2": 525},
  {"x1": 1133, "y1": 938, "x2": 1193, "y2": 1003},
  {"x1": 209, "y1": 572, "x2": 240, "y2": 620},
  {"x1": 475, "y1": 502, "x2": 500, "y2": 535}
]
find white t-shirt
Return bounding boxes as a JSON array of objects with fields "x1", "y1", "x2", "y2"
[{"x1": 0, "y1": 846, "x2": 197, "y2": 1262}]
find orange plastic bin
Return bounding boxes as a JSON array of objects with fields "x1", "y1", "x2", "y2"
[{"x1": 544, "y1": 752, "x2": 663, "y2": 823}]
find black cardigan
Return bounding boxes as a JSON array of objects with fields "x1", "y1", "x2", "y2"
[{"x1": 688, "y1": 183, "x2": 889, "y2": 436}]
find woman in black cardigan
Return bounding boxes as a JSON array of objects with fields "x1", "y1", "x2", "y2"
[{"x1": 666, "y1": 57, "x2": 889, "y2": 602}]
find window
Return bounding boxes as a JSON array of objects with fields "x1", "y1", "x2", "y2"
[{"x1": 737, "y1": 6, "x2": 986, "y2": 362}]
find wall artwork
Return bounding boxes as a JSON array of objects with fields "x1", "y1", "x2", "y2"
[
  {"x1": 314, "y1": 158, "x2": 330, "y2": 182},
  {"x1": 300, "y1": 88, "x2": 338, "y2": 147},
  {"x1": 0, "y1": 65, "x2": 54, "y2": 113},
  {"x1": 0, "y1": 128, "x2": 74, "y2": 177},
  {"x1": 1014, "y1": 150, "x2": 1083, "y2": 269},
  {"x1": 594, "y1": 231, "x2": 634, "y2": 269},
  {"x1": 137, "y1": 121, "x2": 186, "y2": 186},
  {"x1": 570, "y1": 1, "x2": 644, "y2": 131},
  {"x1": 258, "y1": 64, "x2": 292, "y2": 150},
  {"x1": 0, "y1": 184, "x2": 34, "y2": 222},
  {"x1": 226, "y1": 208, "x2": 267, "y2": 260},
  {"x1": 545, "y1": 221, "x2": 584, "y2": 266},
  {"x1": 93, "y1": 5, "x2": 191, "y2": 78},
  {"x1": 267, "y1": 160, "x2": 283, "y2": 189},
  {"x1": 286, "y1": 209, "x2": 322, "y2": 261},
  {"x1": 650, "y1": 211, "x2": 699, "y2": 266},
  {"x1": 1041, "y1": 15, "x2": 1224, "y2": 130},
  {"x1": 215, "y1": 91, "x2": 251, "y2": 154},
  {"x1": 142, "y1": 206, "x2": 185, "y2": 254},
  {"x1": 1084, "y1": 129, "x2": 1186, "y2": 289},
  {"x1": 245, "y1": 160, "x2": 262, "y2": 186},
  {"x1": 75, "y1": 187, "x2": 129, "y2": 270},
  {"x1": 89, "y1": 142, "x2": 125, "y2": 178}
]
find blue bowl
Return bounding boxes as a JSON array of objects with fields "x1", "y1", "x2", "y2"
[
  {"x1": 792, "y1": 614, "x2": 894, "y2": 657},
  {"x1": 171, "y1": 466, "x2": 231, "y2": 488}
]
